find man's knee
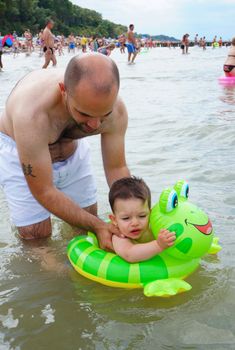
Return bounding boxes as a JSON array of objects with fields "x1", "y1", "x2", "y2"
[{"x1": 17, "y1": 218, "x2": 52, "y2": 240}]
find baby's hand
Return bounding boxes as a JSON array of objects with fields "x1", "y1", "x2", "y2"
[{"x1": 156, "y1": 229, "x2": 176, "y2": 250}]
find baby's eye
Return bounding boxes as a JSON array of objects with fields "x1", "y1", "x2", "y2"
[
  {"x1": 139, "y1": 215, "x2": 147, "y2": 218},
  {"x1": 121, "y1": 217, "x2": 129, "y2": 221}
]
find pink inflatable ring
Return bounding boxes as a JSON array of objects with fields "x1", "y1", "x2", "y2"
[{"x1": 218, "y1": 76, "x2": 235, "y2": 86}]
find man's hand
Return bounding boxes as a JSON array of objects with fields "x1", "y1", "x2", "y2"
[{"x1": 95, "y1": 222, "x2": 124, "y2": 251}]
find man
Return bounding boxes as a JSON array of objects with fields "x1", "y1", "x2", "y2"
[
  {"x1": 68, "y1": 33, "x2": 76, "y2": 54},
  {"x1": 126, "y1": 24, "x2": 138, "y2": 64},
  {"x1": 80, "y1": 35, "x2": 87, "y2": 53},
  {"x1": 118, "y1": 34, "x2": 126, "y2": 54},
  {"x1": 42, "y1": 19, "x2": 57, "y2": 68},
  {"x1": 0, "y1": 54, "x2": 130, "y2": 250},
  {"x1": 24, "y1": 29, "x2": 33, "y2": 55}
]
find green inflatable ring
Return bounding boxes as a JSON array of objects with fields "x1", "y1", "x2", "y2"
[{"x1": 67, "y1": 180, "x2": 221, "y2": 297}]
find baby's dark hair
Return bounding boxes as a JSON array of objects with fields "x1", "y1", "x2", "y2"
[{"x1": 109, "y1": 176, "x2": 151, "y2": 212}]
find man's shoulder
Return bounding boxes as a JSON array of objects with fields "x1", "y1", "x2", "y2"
[
  {"x1": 7, "y1": 69, "x2": 64, "y2": 116},
  {"x1": 112, "y1": 97, "x2": 127, "y2": 119},
  {"x1": 101, "y1": 97, "x2": 128, "y2": 135}
]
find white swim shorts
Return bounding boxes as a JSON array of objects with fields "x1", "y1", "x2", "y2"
[{"x1": 0, "y1": 132, "x2": 97, "y2": 226}]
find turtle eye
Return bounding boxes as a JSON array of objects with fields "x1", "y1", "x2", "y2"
[{"x1": 167, "y1": 190, "x2": 178, "y2": 212}]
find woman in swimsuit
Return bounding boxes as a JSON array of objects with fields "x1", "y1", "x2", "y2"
[
  {"x1": 223, "y1": 37, "x2": 235, "y2": 77},
  {"x1": 181, "y1": 34, "x2": 190, "y2": 54}
]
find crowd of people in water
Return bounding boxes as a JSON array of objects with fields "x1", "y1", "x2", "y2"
[{"x1": 0, "y1": 20, "x2": 234, "y2": 76}]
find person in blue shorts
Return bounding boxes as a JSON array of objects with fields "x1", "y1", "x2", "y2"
[
  {"x1": 126, "y1": 24, "x2": 138, "y2": 64},
  {"x1": 68, "y1": 33, "x2": 76, "y2": 54}
]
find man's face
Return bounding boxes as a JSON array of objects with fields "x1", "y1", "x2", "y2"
[{"x1": 64, "y1": 81, "x2": 118, "y2": 134}]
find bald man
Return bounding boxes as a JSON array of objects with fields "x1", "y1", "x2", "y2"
[{"x1": 0, "y1": 54, "x2": 130, "y2": 250}]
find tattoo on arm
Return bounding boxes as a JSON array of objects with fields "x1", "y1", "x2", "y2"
[{"x1": 22, "y1": 163, "x2": 36, "y2": 177}]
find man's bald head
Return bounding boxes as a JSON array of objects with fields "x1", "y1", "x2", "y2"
[{"x1": 64, "y1": 53, "x2": 120, "y2": 97}]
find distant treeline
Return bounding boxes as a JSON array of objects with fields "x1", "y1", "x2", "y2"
[
  {"x1": 0, "y1": 0, "x2": 127, "y2": 37},
  {"x1": 139, "y1": 34, "x2": 179, "y2": 42}
]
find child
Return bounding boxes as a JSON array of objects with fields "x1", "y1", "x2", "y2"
[{"x1": 109, "y1": 177, "x2": 176, "y2": 263}]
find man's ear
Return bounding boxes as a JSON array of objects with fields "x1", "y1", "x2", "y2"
[
  {"x1": 58, "y1": 82, "x2": 65, "y2": 95},
  {"x1": 109, "y1": 214, "x2": 117, "y2": 226}
]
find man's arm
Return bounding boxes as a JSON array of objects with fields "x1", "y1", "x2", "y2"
[
  {"x1": 13, "y1": 114, "x2": 116, "y2": 248},
  {"x1": 101, "y1": 98, "x2": 130, "y2": 187}
]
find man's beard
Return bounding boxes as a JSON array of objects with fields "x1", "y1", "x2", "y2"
[{"x1": 65, "y1": 97, "x2": 100, "y2": 134}]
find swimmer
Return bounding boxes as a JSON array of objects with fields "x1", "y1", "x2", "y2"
[
  {"x1": 80, "y1": 35, "x2": 87, "y2": 53},
  {"x1": 42, "y1": 19, "x2": 57, "y2": 68},
  {"x1": 68, "y1": 33, "x2": 76, "y2": 54},
  {"x1": 181, "y1": 34, "x2": 190, "y2": 54},
  {"x1": 223, "y1": 37, "x2": 235, "y2": 77},
  {"x1": 212, "y1": 35, "x2": 217, "y2": 48},
  {"x1": 201, "y1": 36, "x2": 206, "y2": 50},
  {"x1": 24, "y1": 29, "x2": 33, "y2": 55},
  {"x1": 218, "y1": 37, "x2": 223, "y2": 47},
  {"x1": 118, "y1": 34, "x2": 126, "y2": 54},
  {"x1": 12, "y1": 39, "x2": 19, "y2": 58},
  {"x1": 126, "y1": 24, "x2": 138, "y2": 64},
  {"x1": 38, "y1": 29, "x2": 44, "y2": 56}
]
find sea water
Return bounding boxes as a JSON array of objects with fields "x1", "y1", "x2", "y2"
[{"x1": 0, "y1": 46, "x2": 235, "y2": 349}]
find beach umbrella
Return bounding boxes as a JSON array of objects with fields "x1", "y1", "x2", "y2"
[{"x1": 2, "y1": 34, "x2": 14, "y2": 47}]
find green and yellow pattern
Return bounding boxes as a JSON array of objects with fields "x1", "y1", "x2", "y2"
[{"x1": 67, "y1": 181, "x2": 222, "y2": 297}]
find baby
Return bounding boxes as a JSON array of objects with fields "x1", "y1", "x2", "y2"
[{"x1": 109, "y1": 177, "x2": 175, "y2": 262}]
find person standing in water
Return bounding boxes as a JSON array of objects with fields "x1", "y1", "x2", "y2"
[
  {"x1": 42, "y1": 19, "x2": 57, "y2": 69},
  {"x1": 126, "y1": 24, "x2": 138, "y2": 64},
  {"x1": 0, "y1": 53, "x2": 130, "y2": 250},
  {"x1": 181, "y1": 34, "x2": 190, "y2": 54},
  {"x1": 223, "y1": 37, "x2": 235, "y2": 77}
]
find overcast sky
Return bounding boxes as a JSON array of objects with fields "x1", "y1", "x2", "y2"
[{"x1": 72, "y1": 0, "x2": 235, "y2": 40}]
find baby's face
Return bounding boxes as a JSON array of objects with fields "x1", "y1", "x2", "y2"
[{"x1": 111, "y1": 198, "x2": 150, "y2": 240}]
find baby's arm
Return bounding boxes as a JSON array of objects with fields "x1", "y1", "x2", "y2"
[{"x1": 112, "y1": 230, "x2": 175, "y2": 263}]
